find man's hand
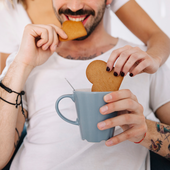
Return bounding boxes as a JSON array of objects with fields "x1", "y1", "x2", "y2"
[
  {"x1": 107, "y1": 45, "x2": 160, "y2": 77},
  {"x1": 97, "y1": 89, "x2": 147, "y2": 146},
  {"x1": 15, "y1": 24, "x2": 67, "y2": 68}
]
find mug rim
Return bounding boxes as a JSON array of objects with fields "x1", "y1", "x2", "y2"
[{"x1": 74, "y1": 89, "x2": 112, "y2": 93}]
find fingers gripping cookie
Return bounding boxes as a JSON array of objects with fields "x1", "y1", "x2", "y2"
[
  {"x1": 59, "y1": 20, "x2": 87, "y2": 41},
  {"x1": 86, "y1": 60, "x2": 124, "y2": 92}
]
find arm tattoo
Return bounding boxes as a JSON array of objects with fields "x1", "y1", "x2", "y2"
[
  {"x1": 14, "y1": 128, "x2": 21, "y2": 149},
  {"x1": 151, "y1": 123, "x2": 170, "y2": 160},
  {"x1": 150, "y1": 139, "x2": 162, "y2": 152},
  {"x1": 156, "y1": 123, "x2": 170, "y2": 142},
  {"x1": 156, "y1": 123, "x2": 170, "y2": 135},
  {"x1": 168, "y1": 144, "x2": 170, "y2": 151}
]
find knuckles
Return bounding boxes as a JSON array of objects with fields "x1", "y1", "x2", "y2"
[
  {"x1": 120, "y1": 51, "x2": 130, "y2": 58},
  {"x1": 124, "y1": 45, "x2": 132, "y2": 49},
  {"x1": 138, "y1": 103, "x2": 144, "y2": 113},
  {"x1": 123, "y1": 114, "x2": 131, "y2": 123},
  {"x1": 114, "y1": 136, "x2": 121, "y2": 144},
  {"x1": 133, "y1": 46, "x2": 141, "y2": 51},
  {"x1": 125, "y1": 132, "x2": 133, "y2": 140},
  {"x1": 124, "y1": 89, "x2": 131, "y2": 96}
]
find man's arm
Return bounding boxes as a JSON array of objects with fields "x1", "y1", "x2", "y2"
[
  {"x1": 140, "y1": 102, "x2": 170, "y2": 160},
  {"x1": 0, "y1": 53, "x2": 10, "y2": 74},
  {"x1": 1, "y1": 107, "x2": 27, "y2": 169},
  {"x1": 107, "y1": 0, "x2": 170, "y2": 76},
  {"x1": 0, "y1": 60, "x2": 32, "y2": 169},
  {"x1": 0, "y1": 23, "x2": 68, "y2": 168}
]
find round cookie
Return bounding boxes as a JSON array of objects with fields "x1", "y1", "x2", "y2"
[
  {"x1": 86, "y1": 60, "x2": 124, "y2": 92},
  {"x1": 59, "y1": 20, "x2": 87, "y2": 41}
]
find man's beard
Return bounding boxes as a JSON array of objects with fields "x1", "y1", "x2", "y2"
[{"x1": 53, "y1": 2, "x2": 106, "y2": 41}]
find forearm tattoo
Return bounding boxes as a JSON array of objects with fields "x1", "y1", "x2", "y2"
[
  {"x1": 150, "y1": 139, "x2": 162, "y2": 152},
  {"x1": 14, "y1": 128, "x2": 21, "y2": 149},
  {"x1": 149, "y1": 123, "x2": 170, "y2": 160}
]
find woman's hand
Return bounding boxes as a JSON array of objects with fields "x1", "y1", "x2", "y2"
[
  {"x1": 15, "y1": 24, "x2": 67, "y2": 68},
  {"x1": 107, "y1": 45, "x2": 160, "y2": 77},
  {"x1": 97, "y1": 89, "x2": 147, "y2": 146}
]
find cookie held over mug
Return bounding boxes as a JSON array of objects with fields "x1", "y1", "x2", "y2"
[
  {"x1": 59, "y1": 20, "x2": 87, "y2": 41},
  {"x1": 86, "y1": 60, "x2": 124, "y2": 92},
  {"x1": 55, "y1": 60, "x2": 122, "y2": 142}
]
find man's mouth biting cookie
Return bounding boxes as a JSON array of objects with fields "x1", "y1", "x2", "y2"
[{"x1": 59, "y1": 20, "x2": 87, "y2": 41}]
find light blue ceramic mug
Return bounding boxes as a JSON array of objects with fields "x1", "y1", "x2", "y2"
[{"x1": 55, "y1": 89, "x2": 117, "y2": 142}]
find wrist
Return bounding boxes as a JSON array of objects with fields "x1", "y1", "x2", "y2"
[
  {"x1": 153, "y1": 55, "x2": 162, "y2": 67},
  {"x1": 147, "y1": 52, "x2": 162, "y2": 67},
  {"x1": 134, "y1": 133, "x2": 146, "y2": 144},
  {"x1": 2, "y1": 60, "x2": 34, "y2": 92},
  {"x1": 13, "y1": 59, "x2": 34, "y2": 72}
]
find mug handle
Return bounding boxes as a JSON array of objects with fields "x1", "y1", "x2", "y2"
[{"x1": 55, "y1": 94, "x2": 79, "y2": 125}]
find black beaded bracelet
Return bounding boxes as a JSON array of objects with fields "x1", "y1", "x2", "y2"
[{"x1": 0, "y1": 81, "x2": 27, "y2": 120}]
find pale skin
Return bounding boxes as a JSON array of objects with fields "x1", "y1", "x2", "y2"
[{"x1": 0, "y1": 0, "x2": 170, "y2": 169}]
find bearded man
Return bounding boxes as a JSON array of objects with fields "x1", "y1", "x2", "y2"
[{"x1": 0, "y1": 0, "x2": 170, "y2": 170}]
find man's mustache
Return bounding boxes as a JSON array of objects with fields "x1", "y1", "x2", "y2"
[{"x1": 59, "y1": 8, "x2": 95, "y2": 16}]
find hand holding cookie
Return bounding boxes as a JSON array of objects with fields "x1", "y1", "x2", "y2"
[
  {"x1": 107, "y1": 45, "x2": 159, "y2": 77},
  {"x1": 86, "y1": 60, "x2": 124, "y2": 92},
  {"x1": 15, "y1": 24, "x2": 67, "y2": 68},
  {"x1": 59, "y1": 20, "x2": 87, "y2": 41}
]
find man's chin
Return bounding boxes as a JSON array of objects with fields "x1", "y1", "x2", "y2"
[
  {"x1": 73, "y1": 35, "x2": 89, "y2": 41},
  {"x1": 73, "y1": 31, "x2": 92, "y2": 41}
]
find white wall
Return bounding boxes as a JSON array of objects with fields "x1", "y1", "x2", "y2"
[{"x1": 110, "y1": 0, "x2": 170, "y2": 66}]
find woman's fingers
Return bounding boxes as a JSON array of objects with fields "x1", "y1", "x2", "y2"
[
  {"x1": 113, "y1": 47, "x2": 141, "y2": 75},
  {"x1": 129, "y1": 59, "x2": 149, "y2": 76},
  {"x1": 107, "y1": 45, "x2": 159, "y2": 76},
  {"x1": 121, "y1": 51, "x2": 145, "y2": 75},
  {"x1": 107, "y1": 45, "x2": 132, "y2": 71}
]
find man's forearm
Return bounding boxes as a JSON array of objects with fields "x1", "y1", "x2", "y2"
[
  {"x1": 0, "y1": 59, "x2": 33, "y2": 167},
  {"x1": 146, "y1": 31, "x2": 170, "y2": 67},
  {"x1": 141, "y1": 119, "x2": 170, "y2": 160}
]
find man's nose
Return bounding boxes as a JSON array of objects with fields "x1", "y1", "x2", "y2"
[{"x1": 67, "y1": 0, "x2": 84, "y2": 12}]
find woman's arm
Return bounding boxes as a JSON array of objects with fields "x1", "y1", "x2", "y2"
[
  {"x1": 107, "y1": 0, "x2": 170, "y2": 76},
  {"x1": 116, "y1": 0, "x2": 170, "y2": 66},
  {"x1": 0, "y1": 53, "x2": 10, "y2": 74}
]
